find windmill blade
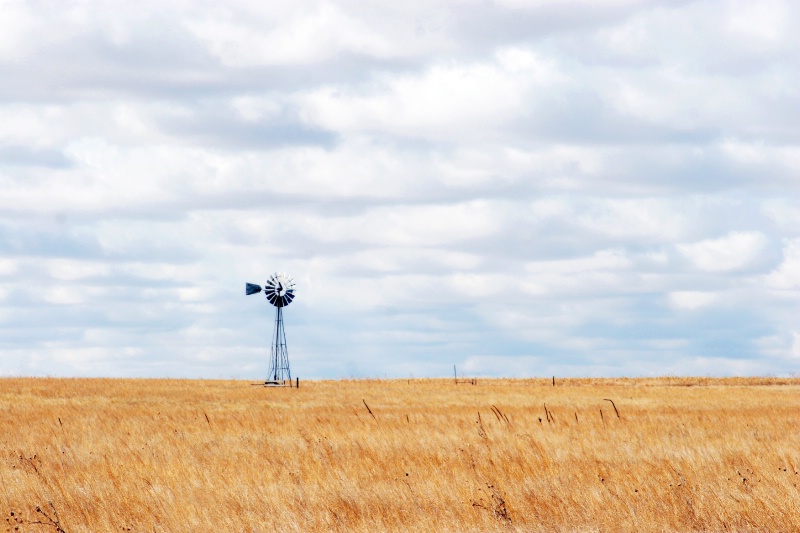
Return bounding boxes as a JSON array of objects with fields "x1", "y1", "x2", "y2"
[{"x1": 246, "y1": 283, "x2": 262, "y2": 295}]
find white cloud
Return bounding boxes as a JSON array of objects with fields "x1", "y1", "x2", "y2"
[
  {"x1": 677, "y1": 231, "x2": 769, "y2": 273},
  {"x1": 522, "y1": 249, "x2": 632, "y2": 295},
  {"x1": 0, "y1": 1, "x2": 41, "y2": 60},
  {"x1": 184, "y1": 2, "x2": 412, "y2": 67},
  {"x1": 764, "y1": 238, "x2": 800, "y2": 290},
  {"x1": 321, "y1": 247, "x2": 483, "y2": 275},
  {"x1": 609, "y1": 68, "x2": 746, "y2": 131},
  {"x1": 47, "y1": 259, "x2": 110, "y2": 281},
  {"x1": 491, "y1": 0, "x2": 650, "y2": 11},
  {"x1": 575, "y1": 198, "x2": 691, "y2": 241},
  {"x1": 296, "y1": 201, "x2": 503, "y2": 247},
  {"x1": 495, "y1": 47, "x2": 564, "y2": 79},
  {"x1": 0, "y1": 258, "x2": 17, "y2": 276},
  {"x1": 43, "y1": 286, "x2": 88, "y2": 305},
  {"x1": 299, "y1": 56, "x2": 560, "y2": 141},
  {"x1": 230, "y1": 96, "x2": 283, "y2": 122},
  {"x1": 720, "y1": 139, "x2": 800, "y2": 180},
  {"x1": 755, "y1": 331, "x2": 800, "y2": 360},
  {"x1": 726, "y1": 0, "x2": 789, "y2": 47},
  {"x1": 762, "y1": 200, "x2": 800, "y2": 234},
  {"x1": 668, "y1": 291, "x2": 718, "y2": 311}
]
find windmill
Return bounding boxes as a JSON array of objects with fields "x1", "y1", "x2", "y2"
[{"x1": 246, "y1": 273, "x2": 296, "y2": 385}]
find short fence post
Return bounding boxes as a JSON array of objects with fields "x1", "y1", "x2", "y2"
[{"x1": 296, "y1": 377, "x2": 299, "y2": 389}]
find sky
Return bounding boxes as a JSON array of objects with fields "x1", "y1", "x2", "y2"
[{"x1": 0, "y1": 0, "x2": 798, "y2": 379}]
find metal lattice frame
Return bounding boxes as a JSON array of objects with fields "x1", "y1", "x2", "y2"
[{"x1": 268, "y1": 306, "x2": 291, "y2": 382}]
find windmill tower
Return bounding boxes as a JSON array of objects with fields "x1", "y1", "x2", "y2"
[{"x1": 246, "y1": 273, "x2": 296, "y2": 385}]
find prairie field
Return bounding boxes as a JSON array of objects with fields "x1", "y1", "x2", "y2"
[{"x1": 2, "y1": 377, "x2": 800, "y2": 532}]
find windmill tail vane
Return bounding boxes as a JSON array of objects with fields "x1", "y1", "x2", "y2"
[{"x1": 245, "y1": 273, "x2": 296, "y2": 385}]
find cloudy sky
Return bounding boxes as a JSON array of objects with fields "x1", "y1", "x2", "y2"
[{"x1": 1, "y1": 0, "x2": 798, "y2": 379}]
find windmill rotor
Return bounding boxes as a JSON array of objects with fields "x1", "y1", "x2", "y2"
[{"x1": 264, "y1": 272, "x2": 296, "y2": 308}]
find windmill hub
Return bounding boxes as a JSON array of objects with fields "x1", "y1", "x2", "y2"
[{"x1": 246, "y1": 273, "x2": 296, "y2": 385}]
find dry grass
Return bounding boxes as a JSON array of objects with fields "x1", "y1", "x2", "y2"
[{"x1": 2, "y1": 377, "x2": 800, "y2": 532}]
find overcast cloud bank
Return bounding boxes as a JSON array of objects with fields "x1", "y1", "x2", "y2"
[{"x1": 1, "y1": 0, "x2": 798, "y2": 378}]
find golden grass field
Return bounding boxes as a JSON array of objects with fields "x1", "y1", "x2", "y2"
[{"x1": 2, "y1": 377, "x2": 800, "y2": 532}]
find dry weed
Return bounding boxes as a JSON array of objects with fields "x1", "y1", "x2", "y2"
[{"x1": 2, "y1": 377, "x2": 799, "y2": 531}]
